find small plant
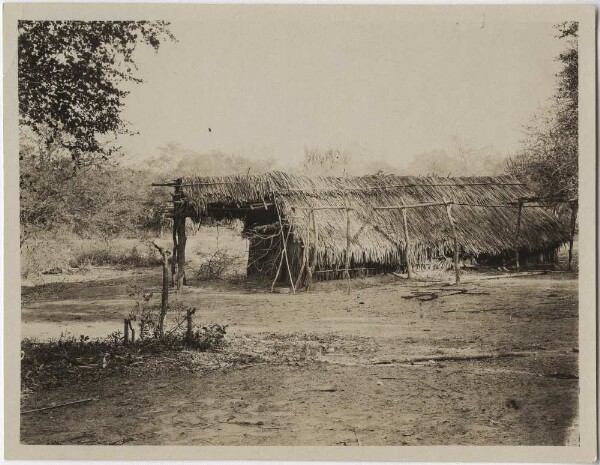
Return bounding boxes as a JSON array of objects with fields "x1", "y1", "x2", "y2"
[
  {"x1": 196, "y1": 250, "x2": 233, "y2": 280},
  {"x1": 186, "y1": 324, "x2": 228, "y2": 351},
  {"x1": 126, "y1": 284, "x2": 158, "y2": 340}
]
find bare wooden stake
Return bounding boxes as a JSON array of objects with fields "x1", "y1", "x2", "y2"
[{"x1": 152, "y1": 241, "x2": 171, "y2": 339}]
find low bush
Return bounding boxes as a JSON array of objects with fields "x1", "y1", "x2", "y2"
[
  {"x1": 69, "y1": 244, "x2": 162, "y2": 268},
  {"x1": 21, "y1": 236, "x2": 162, "y2": 277}
]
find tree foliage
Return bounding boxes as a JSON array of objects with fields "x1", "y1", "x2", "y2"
[
  {"x1": 18, "y1": 20, "x2": 175, "y2": 167},
  {"x1": 19, "y1": 132, "x2": 162, "y2": 243},
  {"x1": 507, "y1": 22, "x2": 578, "y2": 201},
  {"x1": 19, "y1": 21, "x2": 174, "y2": 244}
]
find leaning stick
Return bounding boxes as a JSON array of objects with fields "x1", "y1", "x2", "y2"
[
  {"x1": 22, "y1": 398, "x2": 95, "y2": 415},
  {"x1": 270, "y1": 223, "x2": 293, "y2": 292},
  {"x1": 273, "y1": 194, "x2": 296, "y2": 294}
]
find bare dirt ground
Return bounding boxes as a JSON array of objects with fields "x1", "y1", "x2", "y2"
[{"x1": 21, "y1": 267, "x2": 579, "y2": 446}]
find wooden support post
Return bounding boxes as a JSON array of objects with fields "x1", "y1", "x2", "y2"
[
  {"x1": 514, "y1": 199, "x2": 524, "y2": 271},
  {"x1": 152, "y1": 241, "x2": 171, "y2": 339},
  {"x1": 129, "y1": 321, "x2": 135, "y2": 344},
  {"x1": 401, "y1": 208, "x2": 413, "y2": 279},
  {"x1": 568, "y1": 200, "x2": 578, "y2": 270},
  {"x1": 176, "y1": 215, "x2": 187, "y2": 289},
  {"x1": 445, "y1": 203, "x2": 460, "y2": 285},
  {"x1": 344, "y1": 207, "x2": 351, "y2": 293},
  {"x1": 309, "y1": 209, "x2": 319, "y2": 290},
  {"x1": 295, "y1": 212, "x2": 311, "y2": 290},
  {"x1": 305, "y1": 209, "x2": 315, "y2": 290},
  {"x1": 171, "y1": 218, "x2": 177, "y2": 287}
]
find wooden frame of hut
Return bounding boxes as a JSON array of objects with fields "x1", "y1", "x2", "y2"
[{"x1": 154, "y1": 172, "x2": 574, "y2": 290}]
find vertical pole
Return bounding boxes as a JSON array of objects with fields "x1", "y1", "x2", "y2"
[
  {"x1": 401, "y1": 208, "x2": 413, "y2": 279},
  {"x1": 161, "y1": 249, "x2": 170, "y2": 334},
  {"x1": 171, "y1": 218, "x2": 177, "y2": 287},
  {"x1": 304, "y1": 210, "x2": 313, "y2": 290},
  {"x1": 295, "y1": 211, "x2": 310, "y2": 289},
  {"x1": 445, "y1": 202, "x2": 460, "y2": 285},
  {"x1": 310, "y1": 209, "x2": 319, "y2": 284},
  {"x1": 514, "y1": 199, "x2": 523, "y2": 271},
  {"x1": 344, "y1": 207, "x2": 351, "y2": 293},
  {"x1": 568, "y1": 200, "x2": 578, "y2": 270},
  {"x1": 176, "y1": 215, "x2": 187, "y2": 289},
  {"x1": 152, "y1": 241, "x2": 171, "y2": 339}
]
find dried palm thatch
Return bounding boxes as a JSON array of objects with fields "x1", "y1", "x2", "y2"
[{"x1": 176, "y1": 172, "x2": 570, "y2": 271}]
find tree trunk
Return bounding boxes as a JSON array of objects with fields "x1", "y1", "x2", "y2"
[{"x1": 568, "y1": 201, "x2": 578, "y2": 270}]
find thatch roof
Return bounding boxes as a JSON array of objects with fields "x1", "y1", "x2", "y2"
[{"x1": 177, "y1": 172, "x2": 570, "y2": 266}]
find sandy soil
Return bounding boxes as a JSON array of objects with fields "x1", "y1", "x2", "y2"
[{"x1": 21, "y1": 266, "x2": 579, "y2": 446}]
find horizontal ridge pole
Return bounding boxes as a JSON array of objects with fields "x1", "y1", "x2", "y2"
[
  {"x1": 291, "y1": 206, "x2": 354, "y2": 211},
  {"x1": 374, "y1": 202, "x2": 449, "y2": 210}
]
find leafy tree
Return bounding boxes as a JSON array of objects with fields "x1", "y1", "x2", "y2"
[
  {"x1": 19, "y1": 21, "x2": 174, "y2": 244},
  {"x1": 507, "y1": 22, "x2": 578, "y2": 201},
  {"x1": 18, "y1": 20, "x2": 175, "y2": 167}
]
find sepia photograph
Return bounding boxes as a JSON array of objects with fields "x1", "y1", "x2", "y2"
[{"x1": 3, "y1": 3, "x2": 597, "y2": 461}]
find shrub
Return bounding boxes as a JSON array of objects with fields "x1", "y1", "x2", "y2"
[
  {"x1": 69, "y1": 243, "x2": 162, "y2": 268},
  {"x1": 196, "y1": 250, "x2": 235, "y2": 280}
]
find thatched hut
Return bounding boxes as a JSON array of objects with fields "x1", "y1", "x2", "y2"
[{"x1": 158, "y1": 172, "x2": 571, "y2": 288}]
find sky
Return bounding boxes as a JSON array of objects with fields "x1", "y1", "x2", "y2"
[{"x1": 118, "y1": 9, "x2": 565, "y2": 170}]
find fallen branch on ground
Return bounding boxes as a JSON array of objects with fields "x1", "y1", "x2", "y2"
[
  {"x1": 471, "y1": 271, "x2": 549, "y2": 281},
  {"x1": 22, "y1": 397, "x2": 95, "y2": 414},
  {"x1": 371, "y1": 351, "x2": 535, "y2": 365}
]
